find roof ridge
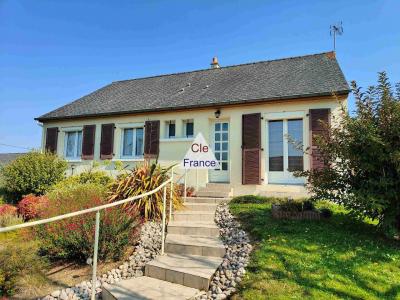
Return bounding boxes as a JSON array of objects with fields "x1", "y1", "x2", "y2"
[{"x1": 112, "y1": 51, "x2": 335, "y2": 84}]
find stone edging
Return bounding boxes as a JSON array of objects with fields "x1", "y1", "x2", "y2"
[{"x1": 195, "y1": 203, "x2": 252, "y2": 300}]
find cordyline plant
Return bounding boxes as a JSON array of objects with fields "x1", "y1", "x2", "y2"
[
  {"x1": 298, "y1": 72, "x2": 400, "y2": 237},
  {"x1": 108, "y1": 161, "x2": 183, "y2": 220}
]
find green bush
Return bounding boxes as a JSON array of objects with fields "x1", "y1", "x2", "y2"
[
  {"x1": 0, "y1": 234, "x2": 46, "y2": 296},
  {"x1": 299, "y1": 73, "x2": 400, "y2": 236},
  {"x1": 53, "y1": 170, "x2": 113, "y2": 190},
  {"x1": 1, "y1": 152, "x2": 67, "y2": 201},
  {"x1": 231, "y1": 195, "x2": 285, "y2": 204},
  {"x1": 37, "y1": 183, "x2": 139, "y2": 262}
]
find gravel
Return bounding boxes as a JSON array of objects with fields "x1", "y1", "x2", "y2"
[
  {"x1": 42, "y1": 221, "x2": 162, "y2": 300},
  {"x1": 195, "y1": 203, "x2": 252, "y2": 300}
]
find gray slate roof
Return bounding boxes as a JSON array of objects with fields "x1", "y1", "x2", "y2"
[{"x1": 36, "y1": 52, "x2": 349, "y2": 121}]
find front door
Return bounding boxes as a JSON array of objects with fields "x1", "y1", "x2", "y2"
[
  {"x1": 209, "y1": 121, "x2": 230, "y2": 183},
  {"x1": 267, "y1": 119, "x2": 305, "y2": 184}
]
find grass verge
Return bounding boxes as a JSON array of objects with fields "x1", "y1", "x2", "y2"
[{"x1": 229, "y1": 197, "x2": 400, "y2": 300}]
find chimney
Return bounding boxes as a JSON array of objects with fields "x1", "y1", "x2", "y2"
[{"x1": 210, "y1": 57, "x2": 220, "y2": 69}]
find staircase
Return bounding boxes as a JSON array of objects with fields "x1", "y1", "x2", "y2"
[
  {"x1": 195, "y1": 183, "x2": 233, "y2": 198},
  {"x1": 102, "y1": 191, "x2": 231, "y2": 300}
]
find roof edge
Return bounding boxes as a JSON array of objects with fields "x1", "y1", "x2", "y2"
[{"x1": 36, "y1": 89, "x2": 350, "y2": 122}]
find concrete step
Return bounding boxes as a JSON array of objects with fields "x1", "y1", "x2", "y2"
[
  {"x1": 185, "y1": 197, "x2": 231, "y2": 204},
  {"x1": 183, "y1": 203, "x2": 217, "y2": 211},
  {"x1": 166, "y1": 234, "x2": 225, "y2": 257},
  {"x1": 102, "y1": 276, "x2": 199, "y2": 300},
  {"x1": 173, "y1": 211, "x2": 215, "y2": 222},
  {"x1": 195, "y1": 190, "x2": 231, "y2": 198},
  {"x1": 168, "y1": 221, "x2": 220, "y2": 237},
  {"x1": 145, "y1": 253, "x2": 223, "y2": 290}
]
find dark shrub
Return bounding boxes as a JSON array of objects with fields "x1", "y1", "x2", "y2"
[
  {"x1": 320, "y1": 208, "x2": 333, "y2": 218},
  {"x1": 302, "y1": 200, "x2": 315, "y2": 211},
  {"x1": 231, "y1": 195, "x2": 283, "y2": 204},
  {"x1": 37, "y1": 183, "x2": 139, "y2": 262},
  {"x1": 1, "y1": 151, "x2": 67, "y2": 201}
]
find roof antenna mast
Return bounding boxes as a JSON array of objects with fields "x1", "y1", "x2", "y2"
[{"x1": 330, "y1": 21, "x2": 343, "y2": 51}]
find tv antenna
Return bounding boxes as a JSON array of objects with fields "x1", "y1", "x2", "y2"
[{"x1": 330, "y1": 22, "x2": 343, "y2": 51}]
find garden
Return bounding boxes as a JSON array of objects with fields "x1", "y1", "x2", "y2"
[{"x1": 0, "y1": 152, "x2": 183, "y2": 299}]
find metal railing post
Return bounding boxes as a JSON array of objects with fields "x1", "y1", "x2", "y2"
[
  {"x1": 169, "y1": 170, "x2": 173, "y2": 221},
  {"x1": 91, "y1": 210, "x2": 100, "y2": 300},
  {"x1": 184, "y1": 169, "x2": 187, "y2": 202},
  {"x1": 161, "y1": 185, "x2": 167, "y2": 255}
]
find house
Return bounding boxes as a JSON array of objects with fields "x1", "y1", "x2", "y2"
[{"x1": 35, "y1": 52, "x2": 349, "y2": 196}]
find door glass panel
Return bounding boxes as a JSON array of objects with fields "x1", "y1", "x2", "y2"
[
  {"x1": 222, "y1": 152, "x2": 228, "y2": 160},
  {"x1": 215, "y1": 133, "x2": 220, "y2": 141},
  {"x1": 221, "y1": 162, "x2": 228, "y2": 171},
  {"x1": 222, "y1": 123, "x2": 228, "y2": 131},
  {"x1": 222, "y1": 132, "x2": 228, "y2": 141},
  {"x1": 213, "y1": 122, "x2": 229, "y2": 172},
  {"x1": 222, "y1": 142, "x2": 228, "y2": 151},
  {"x1": 269, "y1": 120, "x2": 283, "y2": 171},
  {"x1": 288, "y1": 119, "x2": 303, "y2": 171},
  {"x1": 77, "y1": 131, "x2": 82, "y2": 157},
  {"x1": 215, "y1": 123, "x2": 221, "y2": 131}
]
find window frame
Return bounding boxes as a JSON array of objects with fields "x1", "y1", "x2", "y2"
[
  {"x1": 166, "y1": 121, "x2": 176, "y2": 139},
  {"x1": 120, "y1": 126, "x2": 144, "y2": 159},
  {"x1": 183, "y1": 120, "x2": 194, "y2": 138},
  {"x1": 63, "y1": 130, "x2": 83, "y2": 161}
]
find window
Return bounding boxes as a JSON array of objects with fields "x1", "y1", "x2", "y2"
[
  {"x1": 166, "y1": 121, "x2": 175, "y2": 138},
  {"x1": 184, "y1": 120, "x2": 194, "y2": 138},
  {"x1": 121, "y1": 127, "x2": 144, "y2": 158},
  {"x1": 64, "y1": 131, "x2": 82, "y2": 160}
]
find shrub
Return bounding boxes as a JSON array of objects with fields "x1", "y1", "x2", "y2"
[
  {"x1": 37, "y1": 183, "x2": 139, "y2": 262},
  {"x1": 17, "y1": 194, "x2": 49, "y2": 221},
  {"x1": 108, "y1": 162, "x2": 183, "y2": 220},
  {"x1": 278, "y1": 199, "x2": 315, "y2": 212},
  {"x1": 319, "y1": 208, "x2": 333, "y2": 218},
  {"x1": 0, "y1": 237, "x2": 46, "y2": 296},
  {"x1": 0, "y1": 213, "x2": 23, "y2": 227},
  {"x1": 1, "y1": 151, "x2": 67, "y2": 201},
  {"x1": 231, "y1": 195, "x2": 284, "y2": 204},
  {"x1": 0, "y1": 204, "x2": 17, "y2": 217},
  {"x1": 177, "y1": 184, "x2": 195, "y2": 197},
  {"x1": 298, "y1": 73, "x2": 400, "y2": 236},
  {"x1": 53, "y1": 170, "x2": 113, "y2": 190}
]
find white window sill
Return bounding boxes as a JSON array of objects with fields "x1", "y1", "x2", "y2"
[
  {"x1": 160, "y1": 137, "x2": 194, "y2": 142},
  {"x1": 65, "y1": 159, "x2": 82, "y2": 163},
  {"x1": 114, "y1": 158, "x2": 144, "y2": 162}
]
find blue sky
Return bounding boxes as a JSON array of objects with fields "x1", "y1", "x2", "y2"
[{"x1": 0, "y1": 0, "x2": 399, "y2": 153}]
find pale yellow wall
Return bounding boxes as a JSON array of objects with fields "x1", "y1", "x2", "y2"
[{"x1": 41, "y1": 96, "x2": 347, "y2": 188}]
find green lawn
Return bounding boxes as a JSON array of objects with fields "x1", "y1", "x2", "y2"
[{"x1": 229, "y1": 199, "x2": 400, "y2": 300}]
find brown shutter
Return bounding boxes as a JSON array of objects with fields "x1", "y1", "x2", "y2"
[
  {"x1": 45, "y1": 127, "x2": 58, "y2": 153},
  {"x1": 144, "y1": 120, "x2": 160, "y2": 158},
  {"x1": 242, "y1": 113, "x2": 261, "y2": 184},
  {"x1": 82, "y1": 125, "x2": 96, "y2": 160},
  {"x1": 309, "y1": 109, "x2": 331, "y2": 170},
  {"x1": 100, "y1": 123, "x2": 114, "y2": 160}
]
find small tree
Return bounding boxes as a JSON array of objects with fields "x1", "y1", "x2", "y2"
[
  {"x1": 300, "y1": 72, "x2": 400, "y2": 236},
  {"x1": 1, "y1": 151, "x2": 67, "y2": 201}
]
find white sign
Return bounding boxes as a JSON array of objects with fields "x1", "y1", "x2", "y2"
[{"x1": 181, "y1": 132, "x2": 220, "y2": 169}]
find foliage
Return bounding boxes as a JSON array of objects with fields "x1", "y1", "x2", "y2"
[
  {"x1": 17, "y1": 194, "x2": 49, "y2": 221},
  {"x1": 108, "y1": 162, "x2": 183, "y2": 220},
  {"x1": 298, "y1": 72, "x2": 400, "y2": 236},
  {"x1": 0, "y1": 152, "x2": 67, "y2": 201},
  {"x1": 0, "y1": 213, "x2": 23, "y2": 228},
  {"x1": 0, "y1": 204, "x2": 17, "y2": 217},
  {"x1": 53, "y1": 170, "x2": 113, "y2": 190},
  {"x1": 37, "y1": 183, "x2": 139, "y2": 262},
  {"x1": 0, "y1": 233, "x2": 46, "y2": 296},
  {"x1": 229, "y1": 201, "x2": 400, "y2": 299},
  {"x1": 231, "y1": 195, "x2": 288, "y2": 204},
  {"x1": 177, "y1": 184, "x2": 195, "y2": 197}
]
